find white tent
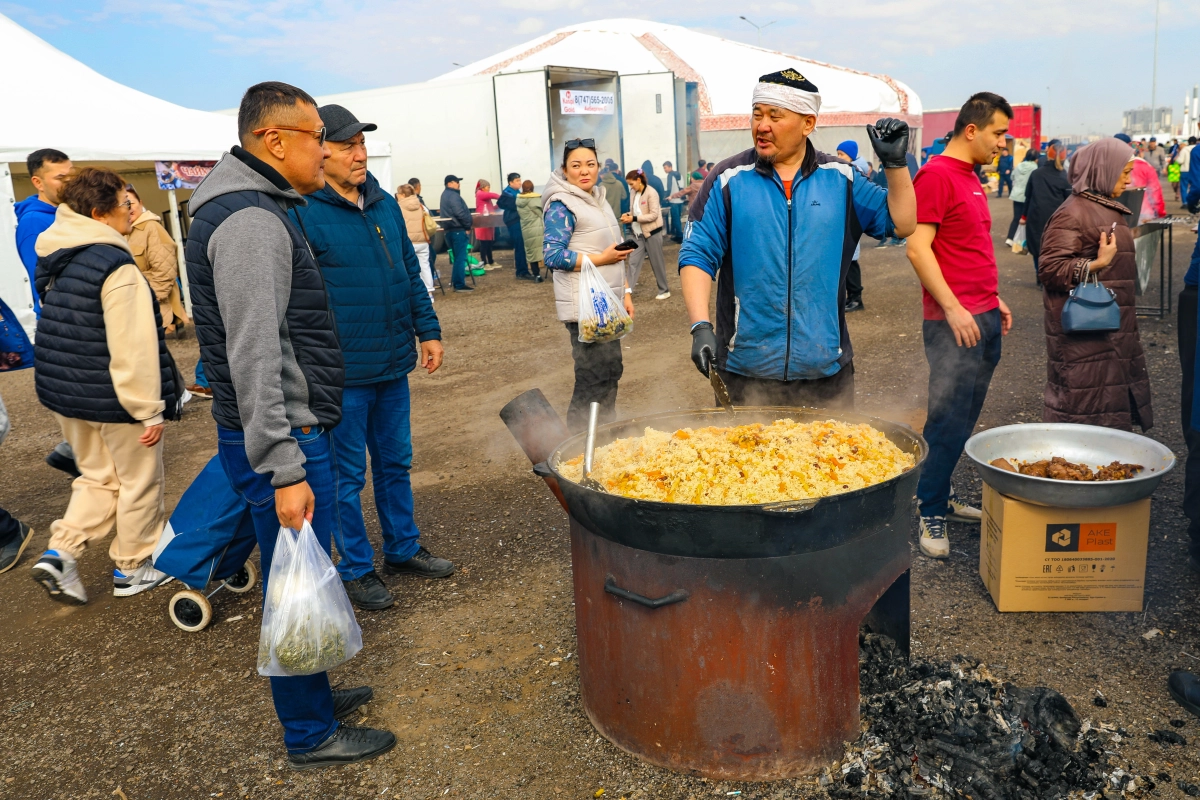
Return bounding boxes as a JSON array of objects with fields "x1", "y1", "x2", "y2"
[
  {"x1": 0, "y1": 11, "x2": 239, "y2": 339},
  {"x1": 436, "y1": 18, "x2": 923, "y2": 161}
]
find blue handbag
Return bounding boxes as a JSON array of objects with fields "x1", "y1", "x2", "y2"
[{"x1": 1061, "y1": 271, "x2": 1120, "y2": 334}]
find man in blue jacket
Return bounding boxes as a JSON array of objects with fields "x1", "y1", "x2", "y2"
[
  {"x1": 496, "y1": 172, "x2": 533, "y2": 280},
  {"x1": 14, "y1": 148, "x2": 72, "y2": 318},
  {"x1": 439, "y1": 175, "x2": 474, "y2": 291},
  {"x1": 679, "y1": 69, "x2": 916, "y2": 408},
  {"x1": 294, "y1": 105, "x2": 451, "y2": 611}
]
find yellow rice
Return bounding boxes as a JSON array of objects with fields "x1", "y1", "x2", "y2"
[{"x1": 559, "y1": 419, "x2": 914, "y2": 505}]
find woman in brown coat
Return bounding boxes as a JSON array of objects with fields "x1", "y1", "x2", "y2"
[
  {"x1": 1038, "y1": 138, "x2": 1150, "y2": 431},
  {"x1": 125, "y1": 186, "x2": 187, "y2": 335}
]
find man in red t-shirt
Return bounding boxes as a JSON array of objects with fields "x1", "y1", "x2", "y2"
[{"x1": 906, "y1": 92, "x2": 1014, "y2": 559}]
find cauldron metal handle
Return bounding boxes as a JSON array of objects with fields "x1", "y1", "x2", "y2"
[
  {"x1": 533, "y1": 461, "x2": 552, "y2": 477},
  {"x1": 605, "y1": 575, "x2": 689, "y2": 609}
]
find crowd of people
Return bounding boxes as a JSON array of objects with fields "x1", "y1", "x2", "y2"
[{"x1": 3, "y1": 67, "x2": 1200, "y2": 771}]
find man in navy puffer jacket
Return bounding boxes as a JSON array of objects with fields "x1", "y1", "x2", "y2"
[{"x1": 293, "y1": 105, "x2": 451, "y2": 611}]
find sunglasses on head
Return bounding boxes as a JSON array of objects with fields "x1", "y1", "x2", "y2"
[{"x1": 565, "y1": 138, "x2": 596, "y2": 150}]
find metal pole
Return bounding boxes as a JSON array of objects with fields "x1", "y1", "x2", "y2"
[
  {"x1": 167, "y1": 188, "x2": 192, "y2": 317},
  {"x1": 1151, "y1": 0, "x2": 1160, "y2": 133}
]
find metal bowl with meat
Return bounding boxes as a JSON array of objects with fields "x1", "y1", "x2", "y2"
[{"x1": 964, "y1": 423, "x2": 1175, "y2": 507}]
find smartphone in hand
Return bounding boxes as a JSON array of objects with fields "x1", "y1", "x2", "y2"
[{"x1": 615, "y1": 239, "x2": 639, "y2": 251}]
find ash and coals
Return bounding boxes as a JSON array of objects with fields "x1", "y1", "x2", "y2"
[{"x1": 824, "y1": 634, "x2": 1153, "y2": 800}]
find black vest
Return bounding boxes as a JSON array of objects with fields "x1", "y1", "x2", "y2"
[
  {"x1": 186, "y1": 190, "x2": 343, "y2": 431},
  {"x1": 34, "y1": 244, "x2": 180, "y2": 424}
]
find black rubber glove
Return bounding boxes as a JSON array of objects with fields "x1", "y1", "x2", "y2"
[
  {"x1": 691, "y1": 321, "x2": 717, "y2": 377},
  {"x1": 868, "y1": 118, "x2": 911, "y2": 171}
]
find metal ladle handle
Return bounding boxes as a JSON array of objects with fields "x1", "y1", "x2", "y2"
[{"x1": 584, "y1": 401, "x2": 600, "y2": 479}]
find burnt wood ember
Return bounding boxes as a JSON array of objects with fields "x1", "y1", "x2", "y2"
[
  {"x1": 824, "y1": 634, "x2": 1153, "y2": 799},
  {"x1": 1147, "y1": 729, "x2": 1186, "y2": 746}
]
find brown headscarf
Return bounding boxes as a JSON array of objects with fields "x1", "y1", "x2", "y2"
[{"x1": 1068, "y1": 138, "x2": 1133, "y2": 196}]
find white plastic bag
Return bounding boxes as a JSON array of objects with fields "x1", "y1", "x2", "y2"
[
  {"x1": 1012, "y1": 222, "x2": 1026, "y2": 253},
  {"x1": 258, "y1": 521, "x2": 363, "y2": 677},
  {"x1": 576, "y1": 255, "x2": 633, "y2": 344}
]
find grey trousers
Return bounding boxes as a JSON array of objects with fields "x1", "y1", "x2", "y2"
[{"x1": 626, "y1": 229, "x2": 668, "y2": 294}]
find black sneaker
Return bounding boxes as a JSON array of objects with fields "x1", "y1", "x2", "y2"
[
  {"x1": 516, "y1": 273, "x2": 537, "y2": 281},
  {"x1": 332, "y1": 686, "x2": 374, "y2": 720},
  {"x1": 533, "y1": 275, "x2": 545, "y2": 283},
  {"x1": 45, "y1": 449, "x2": 81, "y2": 478},
  {"x1": 1170, "y1": 671, "x2": 1200, "y2": 719},
  {"x1": 342, "y1": 570, "x2": 395, "y2": 610},
  {"x1": 453, "y1": 285, "x2": 475, "y2": 292},
  {"x1": 844, "y1": 298, "x2": 864, "y2": 313},
  {"x1": 0, "y1": 521, "x2": 33, "y2": 573},
  {"x1": 383, "y1": 546, "x2": 455, "y2": 579},
  {"x1": 287, "y1": 724, "x2": 396, "y2": 771}
]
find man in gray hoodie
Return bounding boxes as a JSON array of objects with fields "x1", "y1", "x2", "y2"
[{"x1": 185, "y1": 81, "x2": 395, "y2": 770}]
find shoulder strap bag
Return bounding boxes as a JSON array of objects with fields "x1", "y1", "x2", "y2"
[{"x1": 1061, "y1": 268, "x2": 1120, "y2": 334}]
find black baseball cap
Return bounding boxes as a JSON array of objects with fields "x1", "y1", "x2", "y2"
[
  {"x1": 317, "y1": 104, "x2": 377, "y2": 142},
  {"x1": 444, "y1": 174, "x2": 463, "y2": 185}
]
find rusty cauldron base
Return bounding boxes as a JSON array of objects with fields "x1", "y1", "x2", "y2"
[{"x1": 570, "y1": 516, "x2": 910, "y2": 781}]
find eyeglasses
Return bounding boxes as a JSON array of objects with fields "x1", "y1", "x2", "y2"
[
  {"x1": 118, "y1": 199, "x2": 133, "y2": 210},
  {"x1": 251, "y1": 125, "x2": 328, "y2": 146},
  {"x1": 565, "y1": 138, "x2": 596, "y2": 150}
]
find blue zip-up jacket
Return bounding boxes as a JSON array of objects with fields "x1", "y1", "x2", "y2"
[
  {"x1": 679, "y1": 144, "x2": 894, "y2": 381},
  {"x1": 497, "y1": 185, "x2": 520, "y2": 226},
  {"x1": 14, "y1": 195, "x2": 56, "y2": 316},
  {"x1": 292, "y1": 172, "x2": 441, "y2": 387}
]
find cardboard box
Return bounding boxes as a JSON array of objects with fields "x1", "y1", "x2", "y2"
[{"x1": 980, "y1": 484, "x2": 1150, "y2": 612}]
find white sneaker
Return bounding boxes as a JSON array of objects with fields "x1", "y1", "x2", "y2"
[
  {"x1": 31, "y1": 549, "x2": 88, "y2": 605},
  {"x1": 948, "y1": 488, "x2": 983, "y2": 522},
  {"x1": 1004, "y1": 238, "x2": 1014, "y2": 247},
  {"x1": 655, "y1": 291, "x2": 671, "y2": 300},
  {"x1": 919, "y1": 516, "x2": 950, "y2": 559},
  {"x1": 113, "y1": 562, "x2": 173, "y2": 597}
]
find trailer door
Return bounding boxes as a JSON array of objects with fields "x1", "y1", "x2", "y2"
[
  {"x1": 618, "y1": 72, "x2": 678, "y2": 175},
  {"x1": 494, "y1": 70, "x2": 553, "y2": 182}
]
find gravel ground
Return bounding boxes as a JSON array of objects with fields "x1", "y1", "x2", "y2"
[{"x1": 0, "y1": 196, "x2": 1197, "y2": 800}]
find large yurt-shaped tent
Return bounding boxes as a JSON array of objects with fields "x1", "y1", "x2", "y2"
[
  {"x1": 0, "y1": 11, "x2": 238, "y2": 339},
  {"x1": 318, "y1": 18, "x2": 921, "y2": 196}
]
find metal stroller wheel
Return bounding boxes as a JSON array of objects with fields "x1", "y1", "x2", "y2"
[
  {"x1": 169, "y1": 590, "x2": 212, "y2": 632},
  {"x1": 222, "y1": 562, "x2": 257, "y2": 594}
]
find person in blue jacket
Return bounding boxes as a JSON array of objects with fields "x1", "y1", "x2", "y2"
[
  {"x1": 1169, "y1": 230, "x2": 1200, "y2": 717},
  {"x1": 496, "y1": 172, "x2": 534, "y2": 280},
  {"x1": 679, "y1": 69, "x2": 916, "y2": 408},
  {"x1": 293, "y1": 105, "x2": 452, "y2": 612},
  {"x1": 996, "y1": 146, "x2": 1014, "y2": 197},
  {"x1": 14, "y1": 149, "x2": 72, "y2": 318}
]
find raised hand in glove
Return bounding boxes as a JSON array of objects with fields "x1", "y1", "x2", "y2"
[
  {"x1": 691, "y1": 321, "x2": 717, "y2": 377},
  {"x1": 868, "y1": 118, "x2": 910, "y2": 171}
]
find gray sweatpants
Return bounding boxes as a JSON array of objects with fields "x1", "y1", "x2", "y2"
[{"x1": 626, "y1": 229, "x2": 668, "y2": 294}]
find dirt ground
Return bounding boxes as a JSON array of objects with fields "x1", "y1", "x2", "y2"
[{"x1": 1, "y1": 194, "x2": 1198, "y2": 800}]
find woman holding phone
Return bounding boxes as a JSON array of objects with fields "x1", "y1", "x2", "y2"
[
  {"x1": 621, "y1": 169, "x2": 670, "y2": 299},
  {"x1": 1038, "y1": 138, "x2": 1151, "y2": 431},
  {"x1": 542, "y1": 138, "x2": 633, "y2": 431}
]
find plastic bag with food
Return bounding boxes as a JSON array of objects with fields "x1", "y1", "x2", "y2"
[
  {"x1": 257, "y1": 521, "x2": 363, "y2": 677},
  {"x1": 576, "y1": 255, "x2": 633, "y2": 344}
]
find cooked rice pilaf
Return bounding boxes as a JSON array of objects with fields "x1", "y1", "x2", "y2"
[{"x1": 559, "y1": 419, "x2": 915, "y2": 505}]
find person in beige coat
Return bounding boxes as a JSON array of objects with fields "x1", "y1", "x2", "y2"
[
  {"x1": 125, "y1": 185, "x2": 188, "y2": 335},
  {"x1": 29, "y1": 167, "x2": 178, "y2": 605},
  {"x1": 397, "y1": 183, "x2": 435, "y2": 299},
  {"x1": 621, "y1": 169, "x2": 670, "y2": 299}
]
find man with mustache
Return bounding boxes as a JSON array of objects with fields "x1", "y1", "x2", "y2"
[{"x1": 679, "y1": 69, "x2": 917, "y2": 410}]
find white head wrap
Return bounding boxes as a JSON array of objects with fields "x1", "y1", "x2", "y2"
[{"x1": 752, "y1": 80, "x2": 821, "y2": 117}]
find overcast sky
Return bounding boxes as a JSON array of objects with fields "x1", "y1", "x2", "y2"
[{"x1": 4, "y1": 0, "x2": 1198, "y2": 136}]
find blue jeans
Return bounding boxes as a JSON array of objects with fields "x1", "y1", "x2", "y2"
[
  {"x1": 916, "y1": 309, "x2": 1003, "y2": 518},
  {"x1": 445, "y1": 230, "x2": 469, "y2": 289},
  {"x1": 507, "y1": 222, "x2": 529, "y2": 276},
  {"x1": 216, "y1": 424, "x2": 339, "y2": 753},
  {"x1": 194, "y1": 358, "x2": 209, "y2": 389},
  {"x1": 668, "y1": 203, "x2": 683, "y2": 238},
  {"x1": 331, "y1": 377, "x2": 421, "y2": 580}
]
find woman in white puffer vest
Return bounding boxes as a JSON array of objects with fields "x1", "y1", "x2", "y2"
[{"x1": 542, "y1": 140, "x2": 634, "y2": 432}]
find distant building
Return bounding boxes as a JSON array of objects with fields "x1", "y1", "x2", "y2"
[{"x1": 1123, "y1": 106, "x2": 1173, "y2": 135}]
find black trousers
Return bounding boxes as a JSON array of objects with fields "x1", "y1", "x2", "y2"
[
  {"x1": 565, "y1": 322, "x2": 624, "y2": 433},
  {"x1": 1178, "y1": 286, "x2": 1200, "y2": 558},
  {"x1": 477, "y1": 240, "x2": 495, "y2": 264},
  {"x1": 718, "y1": 363, "x2": 855, "y2": 409},
  {"x1": 846, "y1": 260, "x2": 863, "y2": 303},
  {"x1": 1007, "y1": 200, "x2": 1026, "y2": 241}
]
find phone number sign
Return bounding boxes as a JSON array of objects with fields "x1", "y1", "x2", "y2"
[{"x1": 560, "y1": 90, "x2": 614, "y2": 116}]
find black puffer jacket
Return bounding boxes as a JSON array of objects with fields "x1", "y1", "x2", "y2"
[
  {"x1": 1038, "y1": 192, "x2": 1152, "y2": 431},
  {"x1": 1024, "y1": 161, "x2": 1072, "y2": 261}
]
